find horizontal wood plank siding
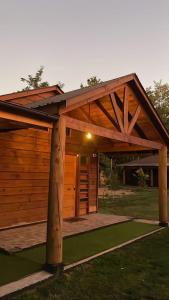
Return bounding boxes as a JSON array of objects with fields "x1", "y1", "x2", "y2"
[
  {"x1": 0, "y1": 129, "x2": 79, "y2": 228},
  {"x1": 0, "y1": 128, "x2": 50, "y2": 227}
]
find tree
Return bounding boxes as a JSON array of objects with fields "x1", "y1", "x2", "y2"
[
  {"x1": 80, "y1": 76, "x2": 102, "y2": 88},
  {"x1": 146, "y1": 80, "x2": 169, "y2": 129},
  {"x1": 20, "y1": 66, "x2": 64, "y2": 91}
]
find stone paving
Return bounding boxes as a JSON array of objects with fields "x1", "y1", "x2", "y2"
[{"x1": 0, "y1": 213, "x2": 131, "y2": 253}]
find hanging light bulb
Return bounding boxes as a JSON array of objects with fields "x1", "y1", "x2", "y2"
[
  {"x1": 85, "y1": 105, "x2": 93, "y2": 140},
  {"x1": 86, "y1": 132, "x2": 92, "y2": 139}
]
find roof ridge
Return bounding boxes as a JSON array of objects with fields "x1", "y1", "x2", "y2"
[
  {"x1": 27, "y1": 73, "x2": 136, "y2": 109},
  {"x1": 0, "y1": 85, "x2": 63, "y2": 101}
]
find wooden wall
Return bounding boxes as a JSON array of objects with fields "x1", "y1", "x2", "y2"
[
  {"x1": 0, "y1": 129, "x2": 98, "y2": 228},
  {"x1": 0, "y1": 128, "x2": 50, "y2": 228}
]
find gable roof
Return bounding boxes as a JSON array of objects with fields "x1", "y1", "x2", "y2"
[
  {"x1": 26, "y1": 74, "x2": 135, "y2": 109},
  {"x1": 0, "y1": 85, "x2": 63, "y2": 103},
  {"x1": 25, "y1": 73, "x2": 169, "y2": 147},
  {"x1": 118, "y1": 154, "x2": 169, "y2": 167},
  {"x1": 1, "y1": 73, "x2": 169, "y2": 147}
]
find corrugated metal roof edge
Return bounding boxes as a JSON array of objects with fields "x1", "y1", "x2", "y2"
[
  {"x1": 26, "y1": 73, "x2": 135, "y2": 109},
  {"x1": 0, "y1": 100, "x2": 58, "y2": 122}
]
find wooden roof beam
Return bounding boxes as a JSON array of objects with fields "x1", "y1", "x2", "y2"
[
  {"x1": 64, "y1": 115, "x2": 163, "y2": 150},
  {"x1": 123, "y1": 87, "x2": 128, "y2": 133},
  {"x1": 110, "y1": 93, "x2": 124, "y2": 133},
  {"x1": 113, "y1": 92, "x2": 147, "y2": 139},
  {"x1": 0, "y1": 110, "x2": 53, "y2": 129},
  {"x1": 95, "y1": 100, "x2": 119, "y2": 130},
  {"x1": 128, "y1": 105, "x2": 141, "y2": 135},
  {"x1": 79, "y1": 107, "x2": 96, "y2": 124}
]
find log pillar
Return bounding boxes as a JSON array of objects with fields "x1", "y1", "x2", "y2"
[
  {"x1": 158, "y1": 145, "x2": 168, "y2": 227},
  {"x1": 45, "y1": 117, "x2": 66, "y2": 273},
  {"x1": 122, "y1": 168, "x2": 126, "y2": 185},
  {"x1": 150, "y1": 169, "x2": 154, "y2": 187}
]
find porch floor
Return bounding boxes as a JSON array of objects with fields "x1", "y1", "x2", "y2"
[{"x1": 0, "y1": 213, "x2": 131, "y2": 253}]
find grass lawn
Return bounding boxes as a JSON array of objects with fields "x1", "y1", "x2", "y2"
[
  {"x1": 0, "y1": 222, "x2": 157, "y2": 287},
  {"x1": 11, "y1": 227, "x2": 169, "y2": 300},
  {"x1": 99, "y1": 186, "x2": 169, "y2": 220}
]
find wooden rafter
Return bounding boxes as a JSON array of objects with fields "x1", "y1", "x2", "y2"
[
  {"x1": 95, "y1": 100, "x2": 119, "y2": 130},
  {"x1": 114, "y1": 92, "x2": 147, "y2": 139},
  {"x1": 128, "y1": 105, "x2": 141, "y2": 134},
  {"x1": 110, "y1": 93, "x2": 124, "y2": 133},
  {"x1": 64, "y1": 115, "x2": 162, "y2": 150},
  {"x1": 79, "y1": 107, "x2": 92, "y2": 123},
  {"x1": 123, "y1": 87, "x2": 128, "y2": 133},
  {"x1": 79, "y1": 106, "x2": 98, "y2": 125}
]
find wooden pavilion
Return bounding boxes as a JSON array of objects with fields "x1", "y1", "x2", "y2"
[
  {"x1": 0, "y1": 73, "x2": 169, "y2": 272},
  {"x1": 119, "y1": 154, "x2": 169, "y2": 187}
]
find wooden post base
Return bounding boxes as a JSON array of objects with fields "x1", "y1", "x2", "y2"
[
  {"x1": 159, "y1": 222, "x2": 168, "y2": 227},
  {"x1": 44, "y1": 263, "x2": 64, "y2": 274}
]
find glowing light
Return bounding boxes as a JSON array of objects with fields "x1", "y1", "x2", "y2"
[{"x1": 86, "y1": 132, "x2": 92, "y2": 139}]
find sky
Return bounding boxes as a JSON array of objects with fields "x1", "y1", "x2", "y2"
[{"x1": 0, "y1": 0, "x2": 169, "y2": 94}]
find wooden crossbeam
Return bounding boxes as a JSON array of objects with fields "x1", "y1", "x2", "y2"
[
  {"x1": 64, "y1": 115, "x2": 162, "y2": 150},
  {"x1": 0, "y1": 110, "x2": 53, "y2": 129},
  {"x1": 95, "y1": 100, "x2": 119, "y2": 130},
  {"x1": 128, "y1": 105, "x2": 141, "y2": 134},
  {"x1": 123, "y1": 87, "x2": 128, "y2": 133},
  {"x1": 97, "y1": 143, "x2": 151, "y2": 153},
  {"x1": 114, "y1": 92, "x2": 147, "y2": 139},
  {"x1": 110, "y1": 94, "x2": 124, "y2": 133}
]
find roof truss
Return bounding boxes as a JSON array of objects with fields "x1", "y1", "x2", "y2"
[{"x1": 64, "y1": 115, "x2": 162, "y2": 150}]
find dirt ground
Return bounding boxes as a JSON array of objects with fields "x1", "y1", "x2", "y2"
[{"x1": 98, "y1": 187, "x2": 135, "y2": 198}]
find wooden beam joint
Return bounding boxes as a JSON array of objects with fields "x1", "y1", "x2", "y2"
[{"x1": 64, "y1": 115, "x2": 163, "y2": 150}]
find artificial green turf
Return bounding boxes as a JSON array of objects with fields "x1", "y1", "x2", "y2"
[
  {"x1": 0, "y1": 221, "x2": 157, "y2": 287},
  {"x1": 13, "y1": 228, "x2": 169, "y2": 300},
  {"x1": 17, "y1": 222, "x2": 157, "y2": 265},
  {"x1": 0, "y1": 252, "x2": 41, "y2": 287}
]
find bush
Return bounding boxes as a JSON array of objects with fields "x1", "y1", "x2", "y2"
[{"x1": 134, "y1": 168, "x2": 149, "y2": 187}]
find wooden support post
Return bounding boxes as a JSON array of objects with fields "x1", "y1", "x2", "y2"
[
  {"x1": 158, "y1": 145, "x2": 168, "y2": 227},
  {"x1": 122, "y1": 168, "x2": 126, "y2": 185},
  {"x1": 150, "y1": 169, "x2": 154, "y2": 187},
  {"x1": 75, "y1": 154, "x2": 80, "y2": 217},
  {"x1": 45, "y1": 117, "x2": 66, "y2": 273}
]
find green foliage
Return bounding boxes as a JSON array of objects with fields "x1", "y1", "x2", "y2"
[
  {"x1": 80, "y1": 76, "x2": 102, "y2": 88},
  {"x1": 21, "y1": 66, "x2": 49, "y2": 90},
  {"x1": 146, "y1": 80, "x2": 169, "y2": 129},
  {"x1": 99, "y1": 153, "x2": 111, "y2": 179},
  {"x1": 20, "y1": 66, "x2": 64, "y2": 91},
  {"x1": 134, "y1": 168, "x2": 149, "y2": 187},
  {"x1": 108, "y1": 172, "x2": 120, "y2": 190}
]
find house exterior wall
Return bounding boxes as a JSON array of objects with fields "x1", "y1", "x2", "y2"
[{"x1": 0, "y1": 128, "x2": 98, "y2": 228}]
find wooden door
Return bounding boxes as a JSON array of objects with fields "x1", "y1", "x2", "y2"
[
  {"x1": 63, "y1": 155, "x2": 77, "y2": 218},
  {"x1": 78, "y1": 154, "x2": 98, "y2": 216},
  {"x1": 79, "y1": 155, "x2": 89, "y2": 215}
]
